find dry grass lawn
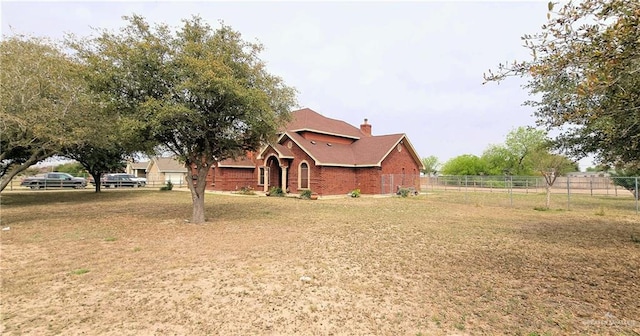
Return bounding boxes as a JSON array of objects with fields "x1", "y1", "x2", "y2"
[{"x1": 1, "y1": 189, "x2": 639, "y2": 335}]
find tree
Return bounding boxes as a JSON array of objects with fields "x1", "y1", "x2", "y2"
[
  {"x1": 420, "y1": 156, "x2": 440, "y2": 176},
  {"x1": 0, "y1": 35, "x2": 94, "y2": 191},
  {"x1": 479, "y1": 126, "x2": 550, "y2": 176},
  {"x1": 610, "y1": 165, "x2": 639, "y2": 199},
  {"x1": 72, "y1": 15, "x2": 297, "y2": 223},
  {"x1": 441, "y1": 154, "x2": 488, "y2": 176},
  {"x1": 485, "y1": 0, "x2": 640, "y2": 167},
  {"x1": 532, "y1": 150, "x2": 578, "y2": 209},
  {"x1": 54, "y1": 162, "x2": 86, "y2": 177},
  {"x1": 481, "y1": 144, "x2": 511, "y2": 176},
  {"x1": 504, "y1": 126, "x2": 548, "y2": 175},
  {"x1": 64, "y1": 145, "x2": 127, "y2": 193}
]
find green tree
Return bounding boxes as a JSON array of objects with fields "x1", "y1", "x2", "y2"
[
  {"x1": 610, "y1": 165, "x2": 639, "y2": 199},
  {"x1": 485, "y1": 0, "x2": 640, "y2": 167},
  {"x1": 532, "y1": 150, "x2": 578, "y2": 209},
  {"x1": 0, "y1": 35, "x2": 94, "y2": 191},
  {"x1": 54, "y1": 162, "x2": 86, "y2": 177},
  {"x1": 64, "y1": 145, "x2": 128, "y2": 193},
  {"x1": 420, "y1": 155, "x2": 440, "y2": 176},
  {"x1": 72, "y1": 15, "x2": 297, "y2": 223},
  {"x1": 441, "y1": 154, "x2": 488, "y2": 176},
  {"x1": 504, "y1": 127, "x2": 548, "y2": 175},
  {"x1": 480, "y1": 127, "x2": 549, "y2": 176},
  {"x1": 481, "y1": 144, "x2": 511, "y2": 175}
]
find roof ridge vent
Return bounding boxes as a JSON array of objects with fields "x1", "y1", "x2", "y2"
[
  {"x1": 310, "y1": 140, "x2": 316, "y2": 145},
  {"x1": 327, "y1": 143, "x2": 332, "y2": 147}
]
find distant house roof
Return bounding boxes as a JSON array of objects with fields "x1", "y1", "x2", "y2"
[
  {"x1": 129, "y1": 161, "x2": 148, "y2": 170},
  {"x1": 284, "y1": 108, "x2": 365, "y2": 140},
  {"x1": 147, "y1": 157, "x2": 187, "y2": 173}
]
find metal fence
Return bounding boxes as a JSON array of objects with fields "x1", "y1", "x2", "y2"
[
  {"x1": 419, "y1": 175, "x2": 639, "y2": 214},
  {"x1": 381, "y1": 174, "x2": 421, "y2": 195}
]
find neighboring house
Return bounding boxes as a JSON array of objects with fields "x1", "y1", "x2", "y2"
[
  {"x1": 146, "y1": 156, "x2": 188, "y2": 185},
  {"x1": 205, "y1": 108, "x2": 424, "y2": 195},
  {"x1": 125, "y1": 161, "x2": 149, "y2": 178}
]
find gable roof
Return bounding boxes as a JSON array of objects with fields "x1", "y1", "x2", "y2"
[
  {"x1": 251, "y1": 107, "x2": 424, "y2": 169},
  {"x1": 147, "y1": 157, "x2": 187, "y2": 173},
  {"x1": 285, "y1": 108, "x2": 365, "y2": 140},
  {"x1": 284, "y1": 131, "x2": 421, "y2": 167},
  {"x1": 128, "y1": 161, "x2": 148, "y2": 170}
]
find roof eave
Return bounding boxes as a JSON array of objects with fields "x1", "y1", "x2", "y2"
[{"x1": 290, "y1": 128, "x2": 361, "y2": 140}]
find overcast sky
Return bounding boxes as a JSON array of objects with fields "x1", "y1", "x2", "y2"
[{"x1": 0, "y1": 0, "x2": 592, "y2": 169}]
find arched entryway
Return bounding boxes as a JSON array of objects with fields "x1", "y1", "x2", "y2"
[
  {"x1": 263, "y1": 155, "x2": 290, "y2": 193},
  {"x1": 265, "y1": 156, "x2": 281, "y2": 190}
]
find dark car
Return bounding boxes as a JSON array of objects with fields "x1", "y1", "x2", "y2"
[
  {"x1": 20, "y1": 172, "x2": 87, "y2": 189},
  {"x1": 94, "y1": 174, "x2": 139, "y2": 188}
]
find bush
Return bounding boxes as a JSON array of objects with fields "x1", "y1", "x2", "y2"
[
  {"x1": 398, "y1": 188, "x2": 411, "y2": 198},
  {"x1": 349, "y1": 189, "x2": 361, "y2": 198},
  {"x1": 300, "y1": 189, "x2": 312, "y2": 199},
  {"x1": 236, "y1": 186, "x2": 256, "y2": 195},
  {"x1": 267, "y1": 186, "x2": 285, "y2": 197},
  {"x1": 160, "y1": 181, "x2": 173, "y2": 191}
]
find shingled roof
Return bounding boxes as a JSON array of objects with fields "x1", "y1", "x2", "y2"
[
  {"x1": 251, "y1": 108, "x2": 423, "y2": 169},
  {"x1": 285, "y1": 132, "x2": 415, "y2": 167},
  {"x1": 284, "y1": 108, "x2": 365, "y2": 139},
  {"x1": 147, "y1": 157, "x2": 187, "y2": 173}
]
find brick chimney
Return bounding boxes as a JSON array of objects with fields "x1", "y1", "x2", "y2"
[{"x1": 360, "y1": 118, "x2": 372, "y2": 137}]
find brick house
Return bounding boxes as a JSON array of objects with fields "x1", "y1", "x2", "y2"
[{"x1": 205, "y1": 108, "x2": 424, "y2": 196}]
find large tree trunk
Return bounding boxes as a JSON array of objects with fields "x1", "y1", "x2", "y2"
[
  {"x1": 90, "y1": 171, "x2": 102, "y2": 193},
  {"x1": 187, "y1": 162, "x2": 211, "y2": 224}
]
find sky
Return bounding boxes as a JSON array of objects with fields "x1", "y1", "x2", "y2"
[{"x1": 0, "y1": 0, "x2": 594, "y2": 170}]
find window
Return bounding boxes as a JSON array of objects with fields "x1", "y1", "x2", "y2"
[
  {"x1": 258, "y1": 167, "x2": 265, "y2": 185},
  {"x1": 299, "y1": 162, "x2": 309, "y2": 189}
]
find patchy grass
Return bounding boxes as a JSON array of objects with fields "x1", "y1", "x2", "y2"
[{"x1": 1, "y1": 190, "x2": 639, "y2": 335}]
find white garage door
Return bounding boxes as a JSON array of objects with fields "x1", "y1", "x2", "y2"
[{"x1": 165, "y1": 173, "x2": 185, "y2": 185}]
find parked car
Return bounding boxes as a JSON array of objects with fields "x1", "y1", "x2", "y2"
[
  {"x1": 20, "y1": 172, "x2": 87, "y2": 189},
  {"x1": 92, "y1": 174, "x2": 140, "y2": 188},
  {"x1": 109, "y1": 173, "x2": 146, "y2": 187}
]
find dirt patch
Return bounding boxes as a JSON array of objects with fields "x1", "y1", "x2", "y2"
[{"x1": 1, "y1": 190, "x2": 639, "y2": 335}]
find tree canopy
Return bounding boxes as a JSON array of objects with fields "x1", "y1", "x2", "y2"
[
  {"x1": 71, "y1": 15, "x2": 297, "y2": 223},
  {"x1": 441, "y1": 154, "x2": 488, "y2": 176},
  {"x1": 484, "y1": 0, "x2": 640, "y2": 168},
  {"x1": 0, "y1": 36, "x2": 95, "y2": 191},
  {"x1": 443, "y1": 126, "x2": 577, "y2": 178},
  {"x1": 420, "y1": 156, "x2": 440, "y2": 176}
]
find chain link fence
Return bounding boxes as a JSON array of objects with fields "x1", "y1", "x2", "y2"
[{"x1": 418, "y1": 175, "x2": 639, "y2": 214}]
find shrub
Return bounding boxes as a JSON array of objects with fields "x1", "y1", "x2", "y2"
[
  {"x1": 300, "y1": 189, "x2": 312, "y2": 199},
  {"x1": 349, "y1": 189, "x2": 361, "y2": 198},
  {"x1": 398, "y1": 188, "x2": 411, "y2": 198},
  {"x1": 268, "y1": 186, "x2": 285, "y2": 197},
  {"x1": 160, "y1": 181, "x2": 173, "y2": 191},
  {"x1": 236, "y1": 186, "x2": 256, "y2": 195}
]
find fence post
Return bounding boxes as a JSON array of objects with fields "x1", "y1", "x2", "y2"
[
  {"x1": 465, "y1": 176, "x2": 468, "y2": 202},
  {"x1": 566, "y1": 175, "x2": 571, "y2": 210},
  {"x1": 590, "y1": 176, "x2": 593, "y2": 196},
  {"x1": 509, "y1": 176, "x2": 513, "y2": 207},
  {"x1": 634, "y1": 176, "x2": 640, "y2": 214}
]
